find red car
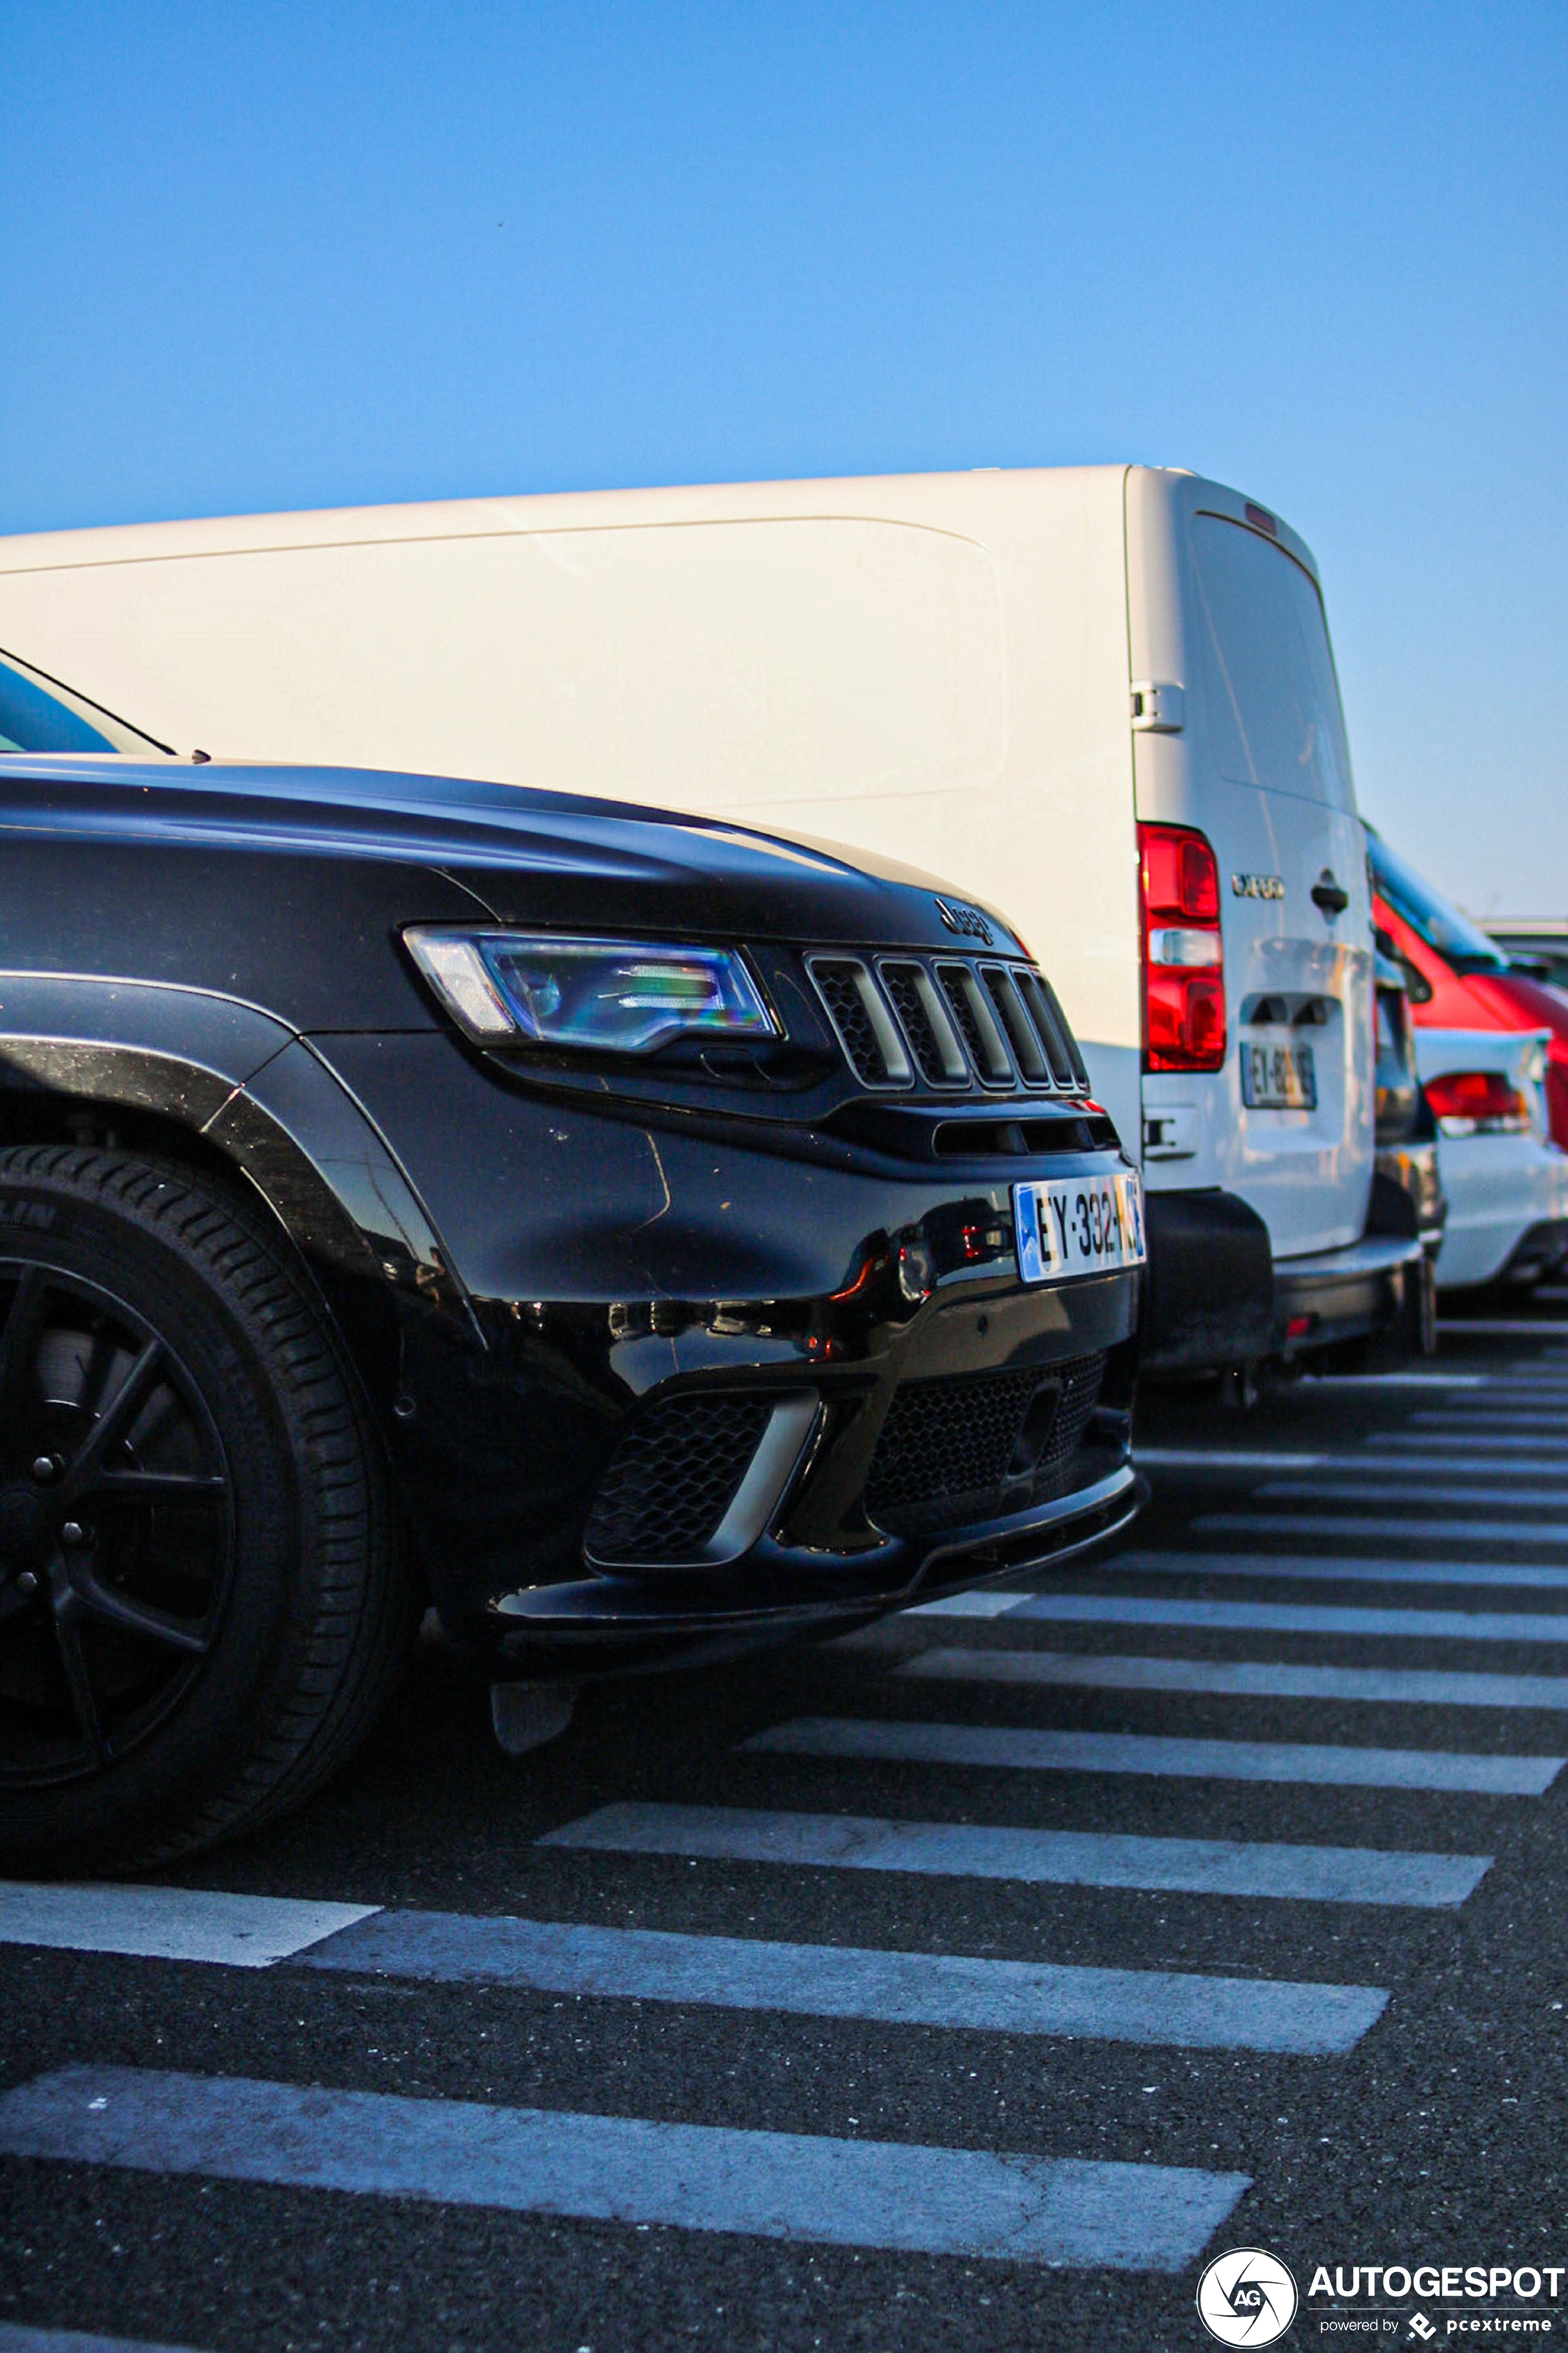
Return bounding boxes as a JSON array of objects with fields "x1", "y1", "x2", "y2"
[{"x1": 1369, "y1": 830, "x2": 1568, "y2": 1151}]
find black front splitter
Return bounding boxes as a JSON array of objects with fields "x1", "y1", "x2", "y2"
[{"x1": 478, "y1": 1465, "x2": 1143, "y2": 1681}]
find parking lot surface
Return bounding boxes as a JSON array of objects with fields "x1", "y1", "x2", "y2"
[{"x1": 3, "y1": 1303, "x2": 1568, "y2": 2353}]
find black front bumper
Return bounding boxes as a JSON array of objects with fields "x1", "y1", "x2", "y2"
[{"x1": 307, "y1": 1032, "x2": 1143, "y2": 1678}]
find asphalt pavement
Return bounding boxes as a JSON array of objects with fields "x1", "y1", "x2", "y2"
[{"x1": 3, "y1": 1297, "x2": 1568, "y2": 2353}]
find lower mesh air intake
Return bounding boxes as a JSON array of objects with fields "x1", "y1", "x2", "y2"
[
  {"x1": 864, "y1": 1353, "x2": 1109, "y2": 1534},
  {"x1": 585, "y1": 1392, "x2": 774, "y2": 1568}
]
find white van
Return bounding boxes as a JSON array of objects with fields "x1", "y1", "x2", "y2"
[{"x1": 0, "y1": 465, "x2": 1424, "y2": 1373}]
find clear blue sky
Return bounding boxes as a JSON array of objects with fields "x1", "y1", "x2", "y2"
[{"x1": 5, "y1": 1, "x2": 1564, "y2": 912}]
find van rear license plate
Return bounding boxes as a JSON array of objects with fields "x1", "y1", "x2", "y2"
[
  {"x1": 1014, "y1": 1172, "x2": 1146, "y2": 1284},
  {"x1": 1242, "y1": 1037, "x2": 1317, "y2": 1111}
]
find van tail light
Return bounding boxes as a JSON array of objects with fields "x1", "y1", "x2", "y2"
[
  {"x1": 1139, "y1": 822, "x2": 1226, "y2": 1072},
  {"x1": 1424, "y1": 1070, "x2": 1532, "y2": 1137}
]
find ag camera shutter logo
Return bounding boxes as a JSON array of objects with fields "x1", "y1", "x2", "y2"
[{"x1": 1197, "y1": 2248, "x2": 1299, "y2": 2345}]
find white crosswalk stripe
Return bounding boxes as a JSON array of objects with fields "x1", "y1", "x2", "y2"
[
  {"x1": 0, "y1": 2329, "x2": 212, "y2": 2353},
  {"x1": 741, "y1": 1715, "x2": 1561, "y2": 1794},
  {"x1": 299, "y1": 1905, "x2": 1388, "y2": 2055},
  {"x1": 1340, "y1": 1457, "x2": 1568, "y2": 1482},
  {"x1": 1136, "y1": 1448, "x2": 1568, "y2": 1481},
  {"x1": 1195, "y1": 1512, "x2": 1568, "y2": 1546},
  {"x1": 1004, "y1": 1592, "x2": 1568, "y2": 1641},
  {"x1": 1416, "y1": 1384, "x2": 1568, "y2": 1398},
  {"x1": 1135, "y1": 1448, "x2": 1329, "y2": 1469},
  {"x1": 0, "y1": 1881, "x2": 1393, "y2": 2058},
  {"x1": 898, "y1": 1647, "x2": 1568, "y2": 1709},
  {"x1": 1432, "y1": 1323, "x2": 1568, "y2": 1339},
  {"x1": 541, "y1": 1800, "x2": 1491, "y2": 1906},
  {"x1": 0, "y1": 2065, "x2": 1250, "y2": 2272},
  {"x1": 1422, "y1": 1379, "x2": 1568, "y2": 1392},
  {"x1": 1409, "y1": 1414, "x2": 1568, "y2": 1431},
  {"x1": 0, "y1": 1883, "x2": 375, "y2": 1967},
  {"x1": 1082, "y1": 1548, "x2": 1568, "y2": 1591},
  {"x1": 908, "y1": 1586, "x2": 1032, "y2": 1617},
  {"x1": 1257, "y1": 1478, "x2": 1568, "y2": 1508},
  {"x1": 1372, "y1": 1434, "x2": 1568, "y2": 1457}
]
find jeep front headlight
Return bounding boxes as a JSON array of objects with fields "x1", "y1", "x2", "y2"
[{"x1": 404, "y1": 928, "x2": 777, "y2": 1053}]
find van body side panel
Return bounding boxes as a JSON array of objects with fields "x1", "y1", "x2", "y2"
[
  {"x1": 1125, "y1": 469, "x2": 1375, "y2": 1263},
  {"x1": 0, "y1": 470, "x2": 1145, "y2": 1156}
]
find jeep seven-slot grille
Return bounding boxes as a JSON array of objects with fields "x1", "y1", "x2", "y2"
[
  {"x1": 862, "y1": 1352, "x2": 1109, "y2": 1534},
  {"x1": 806, "y1": 951, "x2": 1090, "y2": 1097},
  {"x1": 808, "y1": 959, "x2": 910, "y2": 1087},
  {"x1": 878, "y1": 962, "x2": 967, "y2": 1087},
  {"x1": 1017, "y1": 967, "x2": 1091, "y2": 1091},
  {"x1": 935, "y1": 963, "x2": 1012, "y2": 1084},
  {"x1": 585, "y1": 1393, "x2": 774, "y2": 1567}
]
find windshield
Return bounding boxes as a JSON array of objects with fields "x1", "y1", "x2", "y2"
[
  {"x1": 1368, "y1": 832, "x2": 1509, "y2": 972},
  {"x1": 0, "y1": 646, "x2": 171, "y2": 756}
]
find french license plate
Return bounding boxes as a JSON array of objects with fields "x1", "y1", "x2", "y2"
[
  {"x1": 1014, "y1": 1172, "x2": 1146, "y2": 1284},
  {"x1": 1242, "y1": 1036, "x2": 1317, "y2": 1111}
]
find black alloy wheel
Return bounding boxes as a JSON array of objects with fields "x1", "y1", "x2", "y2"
[
  {"x1": 0, "y1": 1261, "x2": 235, "y2": 1786},
  {"x1": 0, "y1": 1147, "x2": 419, "y2": 1871}
]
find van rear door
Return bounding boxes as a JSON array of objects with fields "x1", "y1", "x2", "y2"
[{"x1": 1129, "y1": 475, "x2": 1375, "y2": 1262}]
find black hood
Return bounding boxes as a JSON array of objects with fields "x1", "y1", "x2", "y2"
[{"x1": 0, "y1": 756, "x2": 1025, "y2": 959}]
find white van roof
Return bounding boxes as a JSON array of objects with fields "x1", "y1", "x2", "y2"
[{"x1": 0, "y1": 462, "x2": 1322, "y2": 592}]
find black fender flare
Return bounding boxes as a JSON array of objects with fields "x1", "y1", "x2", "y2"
[{"x1": 0, "y1": 972, "x2": 482, "y2": 1387}]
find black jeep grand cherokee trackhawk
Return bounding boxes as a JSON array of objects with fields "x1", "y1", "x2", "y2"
[{"x1": 0, "y1": 648, "x2": 1144, "y2": 1867}]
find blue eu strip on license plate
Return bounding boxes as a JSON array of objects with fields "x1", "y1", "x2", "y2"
[{"x1": 1014, "y1": 1172, "x2": 1146, "y2": 1284}]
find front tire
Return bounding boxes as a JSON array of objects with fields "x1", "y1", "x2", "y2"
[{"x1": 0, "y1": 1146, "x2": 417, "y2": 1871}]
